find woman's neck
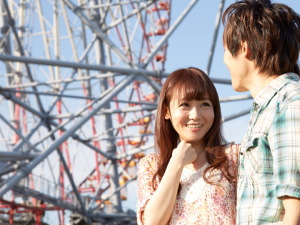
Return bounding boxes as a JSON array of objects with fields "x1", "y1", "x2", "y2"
[{"x1": 186, "y1": 143, "x2": 208, "y2": 171}]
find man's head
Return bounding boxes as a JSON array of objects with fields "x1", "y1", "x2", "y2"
[{"x1": 222, "y1": 0, "x2": 300, "y2": 75}]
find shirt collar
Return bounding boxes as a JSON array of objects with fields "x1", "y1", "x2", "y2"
[{"x1": 253, "y1": 73, "x2": 299, "y2": 109}]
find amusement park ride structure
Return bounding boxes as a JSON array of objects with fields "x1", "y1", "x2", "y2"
[{"x1": 0, "y1": 0, "x2": 253, "y2": 224}]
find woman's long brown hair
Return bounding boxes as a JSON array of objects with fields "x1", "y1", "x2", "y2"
[{"x1": 152, "y1": 67, "x2": 236, "y2": 190}]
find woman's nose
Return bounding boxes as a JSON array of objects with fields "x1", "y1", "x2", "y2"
[{"x1": 189, "y1": 107, "x2": 201, "y2": 120}]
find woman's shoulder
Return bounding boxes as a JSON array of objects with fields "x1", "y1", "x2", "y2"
[
  {"x1": 224, "y1": 142, "x2": 240, "y2": 153},
  {"x1": 223, "y1": 142, "x2": 240, "y2": 163},
  {"x1": 139, "y1": 153, "x2": 159, "y2": 170}
]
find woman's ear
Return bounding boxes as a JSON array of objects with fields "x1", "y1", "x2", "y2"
[{"x1": 164, "y1": 109, "x2": 170, "y2": 120}]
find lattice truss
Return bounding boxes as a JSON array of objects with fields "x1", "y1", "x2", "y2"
[{"x1": 0, "y1": 0, "x2": 252, "y2": 224}]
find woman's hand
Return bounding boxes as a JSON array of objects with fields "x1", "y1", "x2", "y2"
[
  {"x1": 172, "y1": 140, "x2": 197, "y2": 168},
  {"x1": 143, "y1": 140, "x2": 196, "y2": 225}
]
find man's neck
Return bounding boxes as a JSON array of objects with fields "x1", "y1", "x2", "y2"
[{"x1": 249, "y1": 73, "x2": 280, "y2": 98}]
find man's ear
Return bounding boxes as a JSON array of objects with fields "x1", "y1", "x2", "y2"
[
  {"x1": 164, "y1": 109, "x2": 170, "y2": 120},
  {"x1": 241, "y1": 41, "x2": 252, "y2": 59}
]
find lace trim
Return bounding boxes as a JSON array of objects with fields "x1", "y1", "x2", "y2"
[{"x1": 180, "y1": 163, "x2": 209, "y2": 203}]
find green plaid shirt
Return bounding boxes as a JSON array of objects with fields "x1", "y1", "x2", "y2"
[{"x1": 237, "y1": 73, "x2": 300, "y2": 225}]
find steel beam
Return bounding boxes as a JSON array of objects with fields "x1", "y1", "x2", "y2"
[{"x1": 0, "y1": 74, "x2": 136, "y2": 197}]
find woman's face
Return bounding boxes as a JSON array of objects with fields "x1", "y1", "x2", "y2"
[{"x1": 164, "y1": 94, "x2": 214, "y2": 145}]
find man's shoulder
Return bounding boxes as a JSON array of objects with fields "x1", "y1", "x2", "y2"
[{"x1": 272, "y1": 74, "x2": 300, "y2": 106}]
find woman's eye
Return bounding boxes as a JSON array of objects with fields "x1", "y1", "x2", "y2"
[
  {"x1": 179, "y1": 102, "x2": 189, "y2": 107},
  {"x1": 201, "y1": 102, "x2": 211, "y2": 107}
]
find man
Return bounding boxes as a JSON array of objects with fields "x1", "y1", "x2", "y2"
[{"x1": 222, "y1": 0, "x2": 300, "y2": 224}]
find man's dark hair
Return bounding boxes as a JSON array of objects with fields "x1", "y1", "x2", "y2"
[{"x1": 223, "y1": 0, "x2": 300, "y2": 75}]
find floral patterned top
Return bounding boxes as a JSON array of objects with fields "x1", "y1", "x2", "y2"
[{"x1": 137, "y1": 143, "x2": 239, "y2": 225}]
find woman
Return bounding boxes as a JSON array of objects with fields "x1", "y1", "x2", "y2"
[{"x1": 137, "y1": 67, "x2": 239, "y2": 225}]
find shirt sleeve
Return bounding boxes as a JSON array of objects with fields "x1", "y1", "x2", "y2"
[
  {"x1": 269, "y1": 100, "x2": 300, "y2": 199},
  {"x1": 136, "y1": 153, "x2": 159, "y2": 225}
]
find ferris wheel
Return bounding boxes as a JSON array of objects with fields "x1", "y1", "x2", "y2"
[{"x1": 0, "y1": 0, "x2": 253, "y2": 224}]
